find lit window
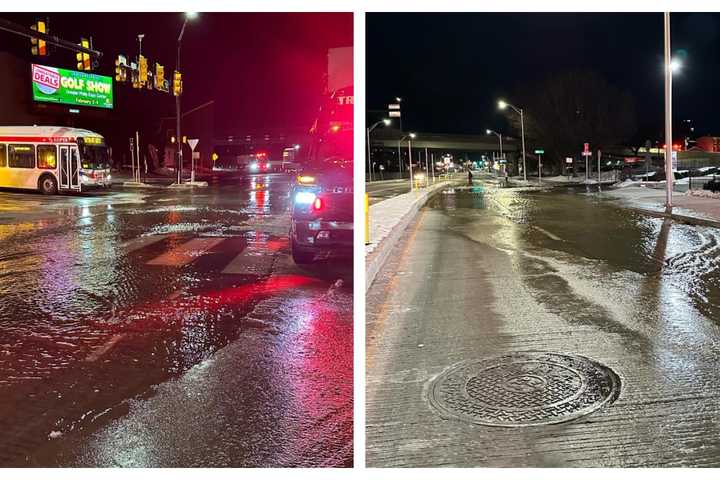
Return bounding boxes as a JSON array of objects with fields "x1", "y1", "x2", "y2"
[{"x1": 37, "y1": 145, "x2": 57, "y2": 169}]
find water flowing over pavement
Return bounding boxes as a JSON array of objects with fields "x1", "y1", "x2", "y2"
[
  {"x1": 366, "y1": 181, "x2": 720, "y2": 467},
  {"x1": 0, "y1": 174, "x2": 352, "y2": 467}
]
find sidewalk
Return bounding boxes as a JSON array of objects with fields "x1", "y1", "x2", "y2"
[
  {"x1": 603, "y1": 185, "x2": 720, "y2": 227},
  {"x1": 111, "y1": 170, "x2": 176, "y2": 186},
  {"x1": 365, "y1": 180, "x2": 453, "y2": 291}
]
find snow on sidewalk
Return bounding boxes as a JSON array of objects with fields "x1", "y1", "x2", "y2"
[{"x1": 604, "y1": 185, "x2": 720, "y2": 226}]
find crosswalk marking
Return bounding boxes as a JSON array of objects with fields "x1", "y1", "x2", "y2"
[
  {"x1": 221, "y1": 248, "x2": 275, "y2": 275},
  {"x1": 121, "y1": 234, "x2": 169, "y2": 253},
  {"x1": 147, "y1": 237, "x2": 225, "y2": 267}
]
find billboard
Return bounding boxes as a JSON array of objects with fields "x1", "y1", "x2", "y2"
[{"x1": 31, "y1": 64, "x2": 113, "y2": 109}]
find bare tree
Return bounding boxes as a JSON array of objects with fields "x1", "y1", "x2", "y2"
[{"x1": 504, "y1": 71, "x2": 637, "y2": 172}]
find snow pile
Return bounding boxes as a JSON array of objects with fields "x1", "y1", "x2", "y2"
[
  {"x1": 614, "y1": 179, "x2": 639, "y2": 188},
  {"x1": 686, "y1": 189, "x2": 720, "y2": 199}
]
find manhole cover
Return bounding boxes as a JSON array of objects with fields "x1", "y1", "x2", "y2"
[{"x1": 428, "y1": 352, "x2": 621, "y2": 427}]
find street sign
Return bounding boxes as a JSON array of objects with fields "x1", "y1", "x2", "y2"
[
  {"x1": 188, "y1": 138, "x2": 199, "y2": 151},
  {"x1": 389, "y1": 111, "x2": 401, "y2": 117},
  {"x1": 565, "y1": 157, "x2": 573, "y2": 164},
  {"x1": 534, "y1": 149, "x2": 544, "y2": 154},
  {"x1": 192, "y1": 151, "x2": 200, "y2": 160},
  {"x1": 583, "y1": 142, "x2": 589, "y2": 154}
]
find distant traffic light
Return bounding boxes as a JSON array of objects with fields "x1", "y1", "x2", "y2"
[
  {"x1": 154, "y1": 63, "x2": 165, "y2": 91},
  {"x1": 76, "y1": 38, "x2": 91, "y2": 71},
  {"x1": 30, "y1": 20, "x2": 47, "y2": 56},
  {"x1": 138, "y1": 55, "x2": 148, "y2": 86},
  {"x1": 114, "y1": 55, "x2": 127, "y2": 82},
  {"x1": 172, "y1": 70, "x2": 183, "y2": 96}
]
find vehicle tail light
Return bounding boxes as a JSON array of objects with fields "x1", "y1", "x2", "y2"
[{"x1": 313, "y1": 197, "x2": 324, "y2": 211}]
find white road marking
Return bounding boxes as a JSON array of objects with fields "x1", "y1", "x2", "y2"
[
  {"x1": 533, "y1": 226, "x2": 563, "y2": 242},
  {"x1": 84, "y1": 333, "x2": 126, "y2": 362},
  {"x1": 147, "y1": 237, "x2": 225, "y2": 266},
  {"x1": 121, "y1": 234, "x2": 169, "y2": 253},
  {"x1": 221, "y1": 248, "x2": 274, "y2": 275}
]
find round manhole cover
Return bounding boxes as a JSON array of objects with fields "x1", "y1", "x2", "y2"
[{"x1": 428, "y1": 352, "x2": 621, "y2": 427}]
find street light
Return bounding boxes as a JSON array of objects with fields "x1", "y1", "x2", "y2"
[
  {"x1": 669, "y1": 58, "x2": 681, "y2": 74},
  {"x1": 175, "y1": 12, "x2": 198, "y2": 185},
  {"x1": 407, "y1": 133, "x2": 417, "y2": 191},
  {"x1": 367, "y1": 118, "x2": 391, "y2": 182},
  {"x1": 663, "y1": 12, "x2": 674, "y2": 211},
  {"x1": 498, "y1": 99, "x2": 527, "y2": 181},
  {"x1": 486, "y1": 129, "x2": 504, "y2": 159},
  {"x1": 486, "y1": 129, "x2": 505, "y2": 177}
]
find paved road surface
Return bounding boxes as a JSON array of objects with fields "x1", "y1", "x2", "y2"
[
  {"x1": 0, "y1": 174, "x2": 352, "y2": 467},
  {"x1": 366, "y1": 179, "x2": 411, "y2": 205},
  {"x1": 367, "y1": 181, "x2": 720, "y2": 467}
]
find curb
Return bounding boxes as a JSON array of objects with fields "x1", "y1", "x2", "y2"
[
  {"x1": 626, "y1": 206, "x2": 720, "y2": 229},
  {"x1": 365, "y1": 181, "x2": 453, "y2": 292}
]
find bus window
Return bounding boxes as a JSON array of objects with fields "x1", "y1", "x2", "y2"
[
  {"x1": 0, "y1": 144, "x2": 6, "y2": 167},
  {"x1": 8, "y1": 144, "x2": 35, "y2": 169},
  {"x1": 37, "y1": 145, "x2": 57, "y2": 169},
  {"x1": 79, "y1": 142, "x2": 109, "y2": 169}
]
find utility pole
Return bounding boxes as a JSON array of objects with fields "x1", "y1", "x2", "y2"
[
  {"x1": 664, "y1": 12, "x2": 674, "y2": 211},
  {"x1": 408, "y1": 139, "x2": 414, "y2": 191}
]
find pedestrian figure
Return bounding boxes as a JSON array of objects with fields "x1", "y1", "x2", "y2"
[{"x1": 468, "y1": 169, "x2": 473, "y2": 185}]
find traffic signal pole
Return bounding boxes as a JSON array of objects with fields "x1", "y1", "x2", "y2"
[
  {"x1": 175, "y1": 18, "x2": 189, "y2": 185},
  {"x1": 0, "y1": 17, "x2": 102, "y2": 58}
]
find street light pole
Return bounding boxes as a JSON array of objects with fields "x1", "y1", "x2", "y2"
[
  {"x1": 664, "y1": 12, "x2": 674, "y2": 212},
  {"x1": 408, "y1": 138, "x2": 414, "y2": 191},
  {"x1": 397, "y1": 141, "x2": 403, "y2": 175},
  {"x1": 175, "y1": 13, "x2": 196, "y2": 185},
  {"x1": 498, "y1": 100, "x2": 527, "y2": 181},
  {"x1": 367, "y1": 119, "x2": 391, "y2": 183},
  {"x1": 486, "y1": 129, "x2": 504, "y2": 169}
]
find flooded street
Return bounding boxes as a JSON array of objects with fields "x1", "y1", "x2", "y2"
[
  {"x1": 0, "y1": 175, "x2": 352, "y2": 467},
  {"x1": 366, "y1": 180, "x2": 720, "y2": 467}
]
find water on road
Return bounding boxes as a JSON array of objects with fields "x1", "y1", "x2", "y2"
[
  {"x1": 0, "y1": 174, "x2": 352, "y2": 467},
  {"x1": 366, "y1": 181, "x2": 720, "y2": 467}
]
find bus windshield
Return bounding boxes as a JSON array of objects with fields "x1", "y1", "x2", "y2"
[{"x1": 80, "y1": 144, "x2": 109, "y2": 170}]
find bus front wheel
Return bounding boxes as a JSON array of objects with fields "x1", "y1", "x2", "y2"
[{"x1": 39, "y1": 175, "x2": 58, "y2": 195}]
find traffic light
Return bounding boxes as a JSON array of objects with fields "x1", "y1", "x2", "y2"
[
  {"x1": 76, "y1": 38, "x2": 91, "y2": 71},
  {"x1": 154, "y1": 63, "x2": 165, "y2": 91},
  {"x1": 138, "y1": 55, "x2": 148, "y2": 86},
  {"x1": 114, "y1": 55, "x2": 127, "y2": 82},
  {"x1": 30, "y1": 20, "x2": 47, "y2": 56},
  {"x1": 172, "y1": 70, "x2": 183, "y2": 96}
]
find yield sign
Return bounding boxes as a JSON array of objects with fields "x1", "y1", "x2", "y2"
[{"x1": 188, "y1": 138, "x2": 199, "y2": 151}]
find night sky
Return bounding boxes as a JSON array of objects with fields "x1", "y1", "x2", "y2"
[
  {"x1": 367, "y1": 12, "x2": 720, "y2": 142},
  {"x1": 1, "y1": 12, "x2": 352, "y2": 134}
]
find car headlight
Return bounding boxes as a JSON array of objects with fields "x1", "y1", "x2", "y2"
[{"x1": 295, "y1": 191, "x2": 317, "y2": 204}]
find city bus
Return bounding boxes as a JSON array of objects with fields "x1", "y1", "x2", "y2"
[{"x1": 0, "y1": 126, "x2": 111, "y2": 194}]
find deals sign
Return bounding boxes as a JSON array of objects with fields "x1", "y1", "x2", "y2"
[{"x1": 32, "y1": 64, "x2": 113, "y2": 109}]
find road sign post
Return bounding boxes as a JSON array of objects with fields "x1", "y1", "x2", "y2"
[
  {"x1": 534, "y1": 149, "x2": 544, "y2": 184},
  {"x1": 566, "y1": 157, "x2": 573, "y2": 180},
  {"x1": 582, "y1": 142, "x2": 591, "y2": 182},
  {"x1": 188, "y1": 138, "x2": 199, "y2": 183}
]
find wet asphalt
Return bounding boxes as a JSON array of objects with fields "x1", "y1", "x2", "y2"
[
  {"x1": 366, "y1": 180, "x2": 720, "y2": 467},
  {"x1": 0, "y1": 173, "x2": 352, "y2": 467},
  {"x1": 366, "y1": 179, "x2": 411, "y2": 205}
]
